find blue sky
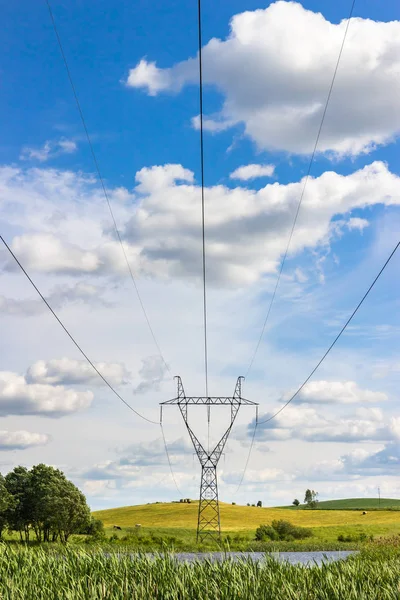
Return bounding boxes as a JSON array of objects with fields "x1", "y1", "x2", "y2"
[{"x1": 0, "y1": 0, "x2": 400, "y2": 510}]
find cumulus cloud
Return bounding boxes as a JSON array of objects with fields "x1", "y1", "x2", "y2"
[
  {"x1": 20, "y1": 138, "x2": 77, "y2": 162},
  {"x1": 26, "y1": 358, "x2": 131, "y2": 387},
  {"x1": 0, "y1": 371, "x2": 93, "y2": 417},
  {"x1": 1, "y1": 161, "x2": 399, "y2": 286},
  {"x1": 0, "y1": 430, "x2": 50, "y2": 451},
  {"x1": 222, "y1": 467, "x2": 291, "y2": 485},
  {"x1": 133, "y1": 356, "x2": 168, "y2": 394},
  {"x1": 230, "y1": 164, "x2": 275, "y2": 180},
  {"x1": 0, "y1": 281, "x2": 111, "y2": 317},
  {"x1": 244, "y1": 397, "x2": 399, "y2": 444},
  {"x1": 82, "y1": 437, "x2": 191, "y2": 480},
  {"x1": 127, "y1": 1, "x2": 400, "y2": 156},
  {"x1": 290, "y1": 380, "x2": 387, "y2": 405}
]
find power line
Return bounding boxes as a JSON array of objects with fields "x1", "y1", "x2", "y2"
[
  {"x1": 0, "y1": 235, "x2": 159, "y2": 426},
  {"x1": 45, "y1": 0, "x2": 170, "y2": 375},
  {"x1": 197, "y1": 0, "x2": 209, "y2": 400},
  {"x1": 245, "y1": 0, "x2": 356, "y2": 378},
  {"x1": 258, "y1": 240, "x2": 399, "y2": 425},
  {"x1": 160, "y1": 423, "x2": 183, "y2": 496},
  {"x1": 236, "y1": 238, "x2": 400, "y2": 490}
]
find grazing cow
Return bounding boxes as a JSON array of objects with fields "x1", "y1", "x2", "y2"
[
  {"x1": 362, "y1": 511, "x2": 367, "y2": 515},
  {"x1": 113, "y1": 525, "x2": 122, "y2": 530}
]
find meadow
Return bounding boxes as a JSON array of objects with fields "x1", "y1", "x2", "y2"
[
  {"x1": 93, "y1": 500, "x2": 400, "y2": 549},
  {"x1": 1, "y1": 544, "x2": 400, "y2": 599}
]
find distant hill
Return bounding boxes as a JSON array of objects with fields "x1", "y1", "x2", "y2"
[
  {"x1": 281, "y1": 498, "x2": 400, "y2": 510},
  {"x1": 93, "y1": 499, "x2": 400, "y2": 532}
]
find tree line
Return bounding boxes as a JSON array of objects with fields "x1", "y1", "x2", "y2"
[{"x1": 0, "y1": 464, "x2": 93, "y2": 543}]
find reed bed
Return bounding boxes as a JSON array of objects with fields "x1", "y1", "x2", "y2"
[{"x1": 1, "y1": 544, "x2": 400, "y2": 599}]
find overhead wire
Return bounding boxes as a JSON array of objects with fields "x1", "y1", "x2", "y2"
[
  {"x1": 0, "y1": 235, "x2": 159, "y2": 425},
  {"x1": 160, "y1": 422, "x2": 184, "y2": 496},
  {"x1": 245, "y1": 0, "x2": 356, "y2": 378},
  {"x1": 196, "y1": 0, "x2": 210, "y2": 453},
  {"x1": 45, "y1": 0, "x2": 170, "y2": 375},
  {"x1": 236, "y1": 238, "x2": 400, "y2": 491}
]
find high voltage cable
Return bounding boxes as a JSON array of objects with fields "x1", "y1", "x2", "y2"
[
  {"x1": 0, "y1": 235, "x2": 159, "y2": 425},
  {"x1": 197, "y1": 0, "x2": 209, "y2": 399},
  {"x1": 196, "y1": 0, "x2": 210, "y2": 455},
  {"x1": 245, "y1": 0, "x2": 356, "y2": 378},
  {"x1": 236, "y1": 238, "x2": 400, "y2": 491},
  {"x1": 160, "y1": 423, "x2": 183, "y2": 495},
  {"x1": 45, "y1": 0, "x2": 170, "y2": 375}
]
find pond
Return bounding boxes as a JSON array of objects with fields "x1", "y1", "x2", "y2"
[{"x1": 171, "y1": 551, "x2": 356, "y2": 566}]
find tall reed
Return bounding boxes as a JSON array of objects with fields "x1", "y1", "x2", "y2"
[{"x1": 0, "y1": 544, "x2": 399, "y2": 599}]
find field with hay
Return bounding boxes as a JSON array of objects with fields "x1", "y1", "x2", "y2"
[{"x1": 93, "y1": 500, "x2": 400, "y2": 546}]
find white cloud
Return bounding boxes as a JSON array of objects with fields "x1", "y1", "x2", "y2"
[
  {"x1": 222, "y1": 467, "x2": 291, "y2": 485},
  {"x1": 291, "y1": 380, "x2": 388, "y2": 405},
  {"x1": 82, "y1": 437, "x2": 191, "y2": 480},
  {"x1": 0, "y1": 430, "x2": 50, "y2": 451},
  {"x1": 133, "y1": 356, "x2": 168, "y2": 394},
  {"x1": 0, "y1": 281, "x2": 111, "y2": 317},
  {"x1": 0, "y1": 371, "x2": 93, "y2": 417},
  {"x1": 230, "y1": 164, "x2": 275, "y2": 181},
  {"x1": 251, "y1": 395, "x2": 399, "y2": 443},
  {"x1": 26, "y1": 358, "x2": 131, "y2": 387},
  {"x1": 127, "y1": 1, "x2": 400, "y2": 156},
  {"x1": 347, "y1": 217, "x2": 369, "y2": 231},
  {"x1": 20, "y1": 138, "x2": 77, "y2": 162},
  {"x1": 1, "y1": 161, "x2": 399, "y2": 286}
]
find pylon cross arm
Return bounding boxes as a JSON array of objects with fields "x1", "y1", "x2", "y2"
[{"x1": 161, "y1": 376, "x2": 256, "y2": 542}]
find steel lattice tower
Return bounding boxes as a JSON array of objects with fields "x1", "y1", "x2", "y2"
[{"x1": 161, "y1": 376, "x2": 258, "y2": 542}]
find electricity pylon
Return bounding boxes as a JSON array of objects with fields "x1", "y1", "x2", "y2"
[{"x1": 161, "y1": 376, "x2": 258, "y2": 542}]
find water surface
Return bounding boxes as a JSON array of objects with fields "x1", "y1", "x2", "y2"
[{"x1": 172, "y1": 551, "x2": 356, "y2": 566}]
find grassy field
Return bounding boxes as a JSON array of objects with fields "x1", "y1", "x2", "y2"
[
  {"x1": 281, "y1": 498, "x2": 400, "y2": 510},
  {"x1": 1, "y1": 544, "x2": 400, "y2": 599},
  {"x1": 93, "y1": 500, "x2": 400, "y2": 546}
]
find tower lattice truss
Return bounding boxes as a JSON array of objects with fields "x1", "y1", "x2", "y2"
[{"x1": 161, "y1": 376, "x2": 258, "y2": 542}]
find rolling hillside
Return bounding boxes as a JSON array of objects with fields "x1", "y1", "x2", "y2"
[
  {"x1": 93, "y1": 500, "x2": 400, "y2": 532},
  {"x1": 282, "y1": 498, "x2": 400, "y2": 510}
]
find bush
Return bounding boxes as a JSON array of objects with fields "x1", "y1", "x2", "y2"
[
  {"x1": 255, "y1": 520, "x2": 313, "y2": 542},
  {"x1": 84, "y1": 517, "x2": 105, "y2": 538},
  {"x1": 255, "y1": 525, "x2": 279, "y2": 541},
  {"x1": 338, "y1": 532, "x2": 373, "y2": 543},
  {"x1": 232, "y1": 502, "x2": 236, "y2": 505}
]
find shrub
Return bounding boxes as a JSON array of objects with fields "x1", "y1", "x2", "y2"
[
  {"x1": 84, "y1": 517, "x2": 105, "y2": 538},
  {"x1": 232, "y1": 502, "x2": 236, "y2": 505},
  {"x1": 255, "y1": 520, "x2": 313, "y2": 542},
  {"x1": 255, "y1": 525, "x2": 279, "y2": 541}
]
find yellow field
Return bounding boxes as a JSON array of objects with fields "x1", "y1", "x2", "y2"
[{"x1": 94, "y1": 501, "x2": 400, "y2": 532}]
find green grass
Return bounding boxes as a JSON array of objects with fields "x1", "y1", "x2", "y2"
[
  {"x1": 2, "y1": 544, "x2": 400, "y2": 599},
  {"x1": 281, "y1": 498, "x2": 400, "y2": 510},
  {"x1": 91, "y1": 500, "x2": 400, "y2": 551}
]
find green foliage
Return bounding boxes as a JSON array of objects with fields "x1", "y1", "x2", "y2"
[
  {"x1": 256, "y1": 520, "x2": 313, "y2": 542},
  {"x1": 293, "y1": 498, "x2": 300, "y2": 507},
  {"x1": 83, "y1": 517, "x2": 105, "y2": 539},
  {"x1": 304, "y1": 489, "x2": 319, "y2": 509},
  {"x1": 338, "y1": 533, "x2": 373, "y2": 543},
  {"x1": 2, "y1": 545, "x2": 400, "y2": 599},
  {"x1": 257, "y1": 500, "x2": 262, "y2": 508},
  {"x1": 255, "y1": 525, "x2": 279, "y2": 541},
  {"x1": 2, "y1": 464, "x2": 91, "y2": 543},
  {"x1": 0, "y1": 474, "x2": 15, "y2": 538}
]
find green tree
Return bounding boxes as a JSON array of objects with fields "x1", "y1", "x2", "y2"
[
  {"x1": 0, "y1": 473, "x2": 15, "y2": 538},
  {"x1": 304, "y1": 489, "x2": 318, "y2": 509},
  {"x1": 257, "y1": 500, "x2": 262, "y2": 507},
  {"x1": 29, "y1": 464, "x2": 90, "y2": 542},
  {"x1": 5, "y1": 466, "x2": 32, "y2": 541},
  {"x1": 292, "y1": 498, "x2": 300, "y2": 507}
]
